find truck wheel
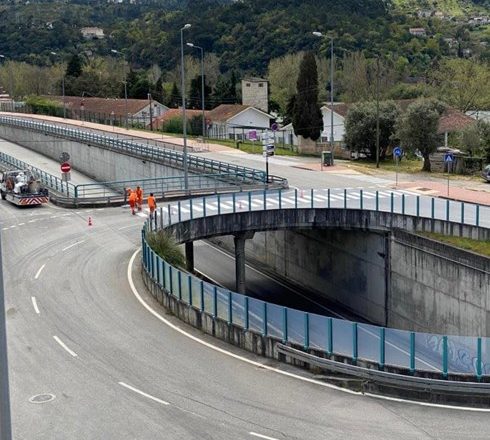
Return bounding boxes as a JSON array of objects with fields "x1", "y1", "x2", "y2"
[{"x1": 1, "y1": 191, "x2": 5, "y2": 200}]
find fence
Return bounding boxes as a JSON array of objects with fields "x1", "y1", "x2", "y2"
[
  {"x1": 0, "y1": 115, "x2": 269, "y2": 185},
  {"x1": 141, "y1": 188, "x2": 490, "y2": 380}
]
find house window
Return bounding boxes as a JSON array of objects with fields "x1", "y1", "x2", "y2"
[
  {"x1": 258, "y1": 83, "x2": 264, "y2": 87},
  {"x1": 236, "y1": 134, "x2": 243, "y2": 140},
  {"x1": 229, "y1": 133, "x2": 235, "y2": 140},
  {"x1": 246, "y1": 83, "x2": 251, "y2": 87},
  {"x1": 321, "y1": 136, "x2": 328, "y2": 143}
]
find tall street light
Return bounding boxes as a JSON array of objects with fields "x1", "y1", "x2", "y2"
[
  {"x1": 50, "y1": 52, "x2": 66, "y2": 118},
  {"x1": 313, "y1": 31, "x2": 335, "y2": 165},
  {"x1": 0, "y1": 55, "x2": 14, "y2": 112},
  {"x1": 186, "y1": 42, "x2": 206, "y2": 140},
  {"x1": 110, "y1": 49, "x2": 129, "y2": 129},
  {"x1": 180, "y1": 23, "x2": 191, "y2": 190}
]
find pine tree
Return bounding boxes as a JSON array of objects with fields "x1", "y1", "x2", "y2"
[
  {"x1": 168, "y1": 82, "x2": 180, "y2": 108},
  {"x1": 65, "y1": 54, "x2": 83, "y2": 78},
  {"x1": 292, "y1": 52, "x2": 323, "y2": 141}
]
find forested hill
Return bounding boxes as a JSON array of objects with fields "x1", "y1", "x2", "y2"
[{"x1": 0, "y1": 0, "x2": 488, "y2": 75}]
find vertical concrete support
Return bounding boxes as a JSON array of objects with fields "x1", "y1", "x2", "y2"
[
  {"x1": 185, "y1": 241, "x2": 194, "y2": 273},
  {"x1": 234, "y1": 232, "x2": 255, "y2": 294}
]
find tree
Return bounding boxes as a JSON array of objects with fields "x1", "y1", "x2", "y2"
[
  {"x1": 228, "y1": 71, "x2": 239, "y2": 104},
  {"x1": 188, "y1": 75, "x2": 211, "y2": 110},
  {"x1": 431, "y1": 59, "x2": 490, "y2": 112},
  {"x1": 344, "y1": 100, "x2": 400, "y2": 159},
  {"x1": 292, "y1": 52, "x2": 323, "y2": 142},
  {"x1": 395, "y1": 98, "x2": 446, "y2": 172},
  {"x1": 166, "y1": 82, "x2": 180, "y2": 108},
  {"x1": 66, "y1": 54, "x2": 83, "y2": 78},
  {"x1": 211, "y1": 75, "x2": 231, "y2": 107}
]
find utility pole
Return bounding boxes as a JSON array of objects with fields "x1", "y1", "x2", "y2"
[
  {"x1": 0, "y1": 234, "x2": 12, "y2": 440},
  {"x1": 180, "y1": 24, "x2": 191, "y2": 190},
  {"x1": 148, "y1": 93, "x2": 153, "y2": 131}
]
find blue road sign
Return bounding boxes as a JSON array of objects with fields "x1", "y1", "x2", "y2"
[
  {"x1": 393, "y1": 147, "x2": 402, "y2": 158},
  {"x1": 444, "y1": 153, "x2": 454, "y2": 163}
]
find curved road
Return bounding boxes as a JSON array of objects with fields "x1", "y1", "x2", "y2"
[{"x1": 2, "y1": 201, "x2": 490, "y2": 439}]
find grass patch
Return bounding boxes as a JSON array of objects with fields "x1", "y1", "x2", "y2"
[
  {"x1": 347, "y1": 158, "x2": 424, "y2": 173},
  {"x1": 145, "y1": 230, "x2": 185, "y2": 268},
  {"x1": 419, "y1": 232, "x2": 490, "y2": 257}
]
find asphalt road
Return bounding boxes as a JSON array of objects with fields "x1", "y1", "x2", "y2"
[{"x1": 2, "y1": 199, "x2": 490, "y2": 440}]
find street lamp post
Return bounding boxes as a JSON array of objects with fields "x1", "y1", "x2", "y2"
[
  {"x1": 110, "y1": 49, "x2": 129, "y2": 129},
  {"x1": 186, "y1": 42, "x2": 206, "y2": 140},
  {"x1": 50, "y1": 52, "x2": 66, "y2": 118},
  {"x1": 180, "y1": 23, "x2": 191, "y2": 190},
  {"x1": 375, "y1": 56, "x2": 380, "y2": 169},
  {"x1": 313, "y1": 32, "x2": 335, "y2": 165}
]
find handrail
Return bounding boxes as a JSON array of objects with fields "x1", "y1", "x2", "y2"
[{"x1": 0, "y1": 115, "x2": 269, "y2": 185}]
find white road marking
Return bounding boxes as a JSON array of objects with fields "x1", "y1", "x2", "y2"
[
  {"x1": 250, "y1": 432, "x2": 279, "y2": 440},
  {"x1": 9, "y1": 225, "x2": 16, "y2": 229},
  {"x1": 127, "y1": 249, "x2": 490, "y2": 412},
  {"x1": 62, "y1": 240, "x2": 86, "y2": 252},
  {"x1": 118, "y1": 224, "x2": 140, "y2": 230},
  {"x1": 18, "y1": 222, "x2": 25, "y2": 226},
  {"x1": 118, "y1": 382, "x2": 170, "y2": 406},
  {"x1": 49, "y1": 216, "x2": 58, "y2": 219},
  {"x1": 27, "y1": 220, "x2": 36, "y2": 223},
  {"x1": 53, "y1": 336, "x2": 78, "y2": 357},
  {"x1": 31, "y1": 297, "x2": 40, "y2": 314},
  {"x1": 1, "y1": 228, "x2": 7, "y2": 231},
  {"x1": 34, "y1": 264, "x2": 46, "y2": 280}
]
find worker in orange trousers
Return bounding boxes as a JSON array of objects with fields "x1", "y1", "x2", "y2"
[
  {"x1": 135, "y1": 186, "x2": 143, "y2": 211},
  {"x1": 147, "y1": 193, "x2": 157, "y2": 218},
  {"x1": 128, "y1": 190, "x2": 137, "y2": 215}
]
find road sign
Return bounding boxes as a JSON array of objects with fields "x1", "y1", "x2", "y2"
[
  {"x1": 60, "y1": 162, "x2": 71, "y2": 173},
  {"x1": 248, "y1": 130, "x2": 257, "y2": 141},
  {"x1": 262, "y1": 144, "x2": 275, "y2": 157},
  {"x1": 61, "y1": 172, "x2": 71, "y2": 182},
  {"x1": 271, "y1": 122, "x2": 279, "y2": 131},
  {"x1": 393, "y1": 147, "x2": 402, "y2": 158},
  {"x1": 444, "y1": 153, "x2": 454, "y2": 163},
  {"x1": 59, "y1": 152, "x2": 70, "y2": 163}
]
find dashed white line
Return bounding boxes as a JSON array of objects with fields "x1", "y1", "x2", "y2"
[
  {"x1": 118, "y1": 382, "x2": 170, "y2": 406},
  {"x1": 1, "y1": 228, "x2": 7, "y2": 231},
  {"x1": 53, "y1": 336, "x2": 78, "y2": 357},
  {"x1": 18, "y1": 223, "x2": 25, "y2": 226},
  {"x1": 31, "y1": 297, "x2": 40, "y2": 315},
  {"x1": 34, "y1": 264, "x2": 46, "y2": 280},
  {"x1": 249, "y1": 433, "x2": 279, "y2": 440},
  {"x1": 27, "y1": 220, "x2": 36, "y2": 223},
  {"x1": 9, "y1": 225, "x2": 16, "y2": 229},
  {"x1": 62, "y1": 240, "x2": 86, "y2": 252}
]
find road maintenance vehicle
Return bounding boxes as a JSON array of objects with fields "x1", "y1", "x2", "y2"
[{"x1": 0, "y1": 169, "x2": 49, "y2": 206}]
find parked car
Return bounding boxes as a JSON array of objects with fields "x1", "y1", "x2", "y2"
[{"x1": 482, "y1": 164, "x2": 490, "y2": 182}]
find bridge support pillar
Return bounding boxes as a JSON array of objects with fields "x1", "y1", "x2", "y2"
[
  {"x1": 185, "y1": 241, "x2": 194, "y2": 273},
  {"x1": 234, "y1": 232, "x2": 255, "y2": 294}
]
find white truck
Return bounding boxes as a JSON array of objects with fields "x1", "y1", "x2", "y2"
[{"x1": 0, "y1": 169, "x2": 49, "y2": 206}]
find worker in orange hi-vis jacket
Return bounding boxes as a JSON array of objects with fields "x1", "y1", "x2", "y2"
[
  {"x1": 135, "y1": 186, "x2": 143, "y2": 211},
  {"x1": 125, "y1": 187, "x2": 132, "y2": 204},
  {"x1": 147, "y1": 193, "x2": 157, "y2": 218},
  {"x1": 128, "y1": 190, "x2": 137, "y2": 215}
]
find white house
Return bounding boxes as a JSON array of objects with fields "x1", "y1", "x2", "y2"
[
  {"x1": 207, "y1": 104, "x2": 274, "y2": 140},
  {"x1": 81, "y1": 27, "x2": 105, "y2": 39}
]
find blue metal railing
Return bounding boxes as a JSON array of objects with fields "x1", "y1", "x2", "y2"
[
  {"x1": 142, "y1": 188, "x2": 490, "y2": 380},
  {"x1": 0, "y1": 115, "x2": 267, "y2": 184}
]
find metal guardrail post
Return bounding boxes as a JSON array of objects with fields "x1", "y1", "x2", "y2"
[
  {"x1": 295, "y1": 189, "x2": 298, "y2": 209},
  {"x1": 431, "y1": 198, "x2": 435, "y2": 219},
  {"x1": 263, "y1": 189, "x2": 266, "y2": 210},
  {"x1": 278, "y1": 188, "x2": 282, "y2": 209},
  {"x1": 310, "y1": 189, "x2": 314, "y2": 209},
  {"x1": 344, "y1": 189, "x2": 347, "y2": 209},
  {"x1": 167, "y1": 204, "x2": 172, "y2": 226},
  {"x1": 248, "y1": 192, "x2": 252, "y2": 212},
  {"x1": 442, "y1": 335, "x2": 448, "y2": 378},
  {"x1": 178, "y1": 270, "x2": 182, "y2": 300},
  {"x1": 244, "y1": 297, "x2": 249, "y2": 330},
  {"x1": 304, "y1": 313, "x2": 310, "y2": 350},
  {"x1": 162, "y1": 261, "x2": 167, "y2": 289},
  {"x1": 202, "y1": 197, "x2": 206, "y2": 217},
  {"x1": 476, "y1": 205, "x2": 480, "y2": 227},
  {"x1": 402, "y1": 194, "x2": 405, "y2": 215},
  {"x1": 390, "y1": 192, "x2": 394, "y2": 213},
  {"x1": 228, "y1": 291, "x2": 232, "y2": 324},
  {"x1": 188, "y1": 276, "x2": 193, "y2": 307},
  {"x1": 282, "y1": 307, "x2": 288, "y2": 343},
  {"x1": 213, "y1": 286, "x2": 218, "y2": 318},
  {"x1": 156, "y1": 255, "x2": 161, "y2": 286},
  {"x1": 232, "y1": 193, "x2": 236, "y2": 213},
  {"x1": 477, "y1": 337, "x2": 482, "y2": 381},
  {"x1": 359, "y1": 189, "x2": 363, "y2": 210},
  {"x1": 200, "y1": 280, "x2": 204, "y2": 311},
  {"x1": 178, "y1": 201, "x2": 182, "y2": 223},
  {"x1": 410, "y1": 332, "x2": 415, "y2": 374},
  {"x1": 461, "y1": 202, "x2": 464, "y2": 224},
  {"x1": 352, "y1": 322, "x2": 358, "y2": 362},
  {"x1": 376, "y1": 191, "x2": 379, "y2": 211},
  {"x1": 263, "y1": 302, "x2": 268, "y2": 336},
  {"x1": 327, "y1": 188, "x2": 330, "y2": 209},
  {"x1": 189, "y1": 198, "x2": 193, "y2": 220},
  {"x1": 446, "y1": 200, "x2": 450, "y2": 221},
  {"x1": 416, "y1": 196, "x2": 420, "y2": 217},
  {"x1": 327, "y1": 317, "x2": 333, "y2": 355},
  {"x1": 169, "y1": 265, "x2": 173, "y2": 295},
  {"x1": 379, "y1": 327, "x2": 385, "y2": 369},
  {"x1": 217, "y1": 194, "x2": 221, "y2": 215}
]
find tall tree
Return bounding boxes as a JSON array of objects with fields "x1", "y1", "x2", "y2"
[
  {"x1": 344, "y1": 101, "x2": 400, "y2": 159},
  {"x1": 188, "y1": 75, "x2": 212, "y2": 110},
  {"x1": 292, "y1": 52, "x2": 323, "y2": 142},
  {"x1": 396, "y1": 98, "x2": 446, "y2": 172},
  {"x1": 167, "y1": 82, "x2": 180, "y2": 108},
  {"x1": 65, "y1": 54, "x2": 83, "y2": 78}
]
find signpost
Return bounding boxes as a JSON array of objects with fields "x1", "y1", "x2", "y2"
[
  {"x1": 61, "y1": 162, "x2": 71, "y2": 182},
  {"x1": 59, "y1": 152, "x2": 70, "y2": 163},
  {"x1": 393, "y1": 147, "x2": 402, "y2": 187},
  {"x1": 444, "y1": 152, "x2": 454, "y2": 197},
  {"x1": 262, "y1": 130, "x2": 275, "y2": 183}
]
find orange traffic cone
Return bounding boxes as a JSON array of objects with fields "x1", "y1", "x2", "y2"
[{"x1": 88, "y1": 217, "x2": 92, "y2": 226}]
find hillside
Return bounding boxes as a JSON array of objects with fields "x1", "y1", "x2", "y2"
[{"x1": 0, "y1": 0, "x2": 488, "y2": 75}]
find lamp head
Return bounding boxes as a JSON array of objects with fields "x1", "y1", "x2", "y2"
[
  {"x1": 50, "y1": 51, "x2": 57, "y2": 56},
  {"x1": 186, "y1": 43, "x2": 194, "y2": 47},
  {"x1": 312, "y1": 31, "x2": 323, "y2": 37},
  {"x1": 183, "y1": 23, "x2": 191, "y2": 29}
]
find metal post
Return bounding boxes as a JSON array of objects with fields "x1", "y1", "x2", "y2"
[
  {"x1": 476, "y1": 204, "x2": 480, "y2": 227},
  {"x1": 228, "y1": 291, "x2": 232, "y2": 324},
  {"x1": 282, "y1": 307, "x2": 288, "y2": 343},
  {"x1": 402, "y1": 194, "x2": 405, "y2": 215},
  {"x1": 461, "y1": 202, "x2": 464, "y2": 224},
  {"x1": 477, "y1": 337, "x2": 482, "y2": 381},
  {"x1": 188, "y1": 275, "x2": 193, "y2": 306},
  {"x1": 295, "y1": 189, "x2": 298, "y2": 209},
  {"x1": 62, "y1": 75, "x2": 66, "y2": 119},
  {"x1": 352, "y1": 322, "x2": 358, "y2": 362},
  {"x1": 344, "y1": 189, "x2": 347, "y2": 209},
  {"x1": 124, "y1": 80, "x2": 128, "y2": 129},
  {"x1": 304, "y1": 313, "x2": 310, "y2": 350},
  {"x1": 244, "y1": 297, "x2": 249, "y2": 330},
  {"x1": 416, "y1": 196, "x2": 420, "y2": 217},
  {"x1": 202, "y1": 197, "x2": 206, "y2": 217},
  {"x1": 180, "y1": 24, "x2": 191, "y2": 190},
  {"x1": 0, "y1": 235, "x2": 13, "y2": 440},
  {"x1": 263, "y1": 302, "x2": 268, "y2": 336},
  {"x1": 330, "y1": 38, "x2": 334, "y2": 165},
  {"x1": 410, "y1": 332, "x2": 415, "y2": 373},
  {"x1": 213, "y1": 286, "x2": 218, "y2": 318},
  {"x1": 327, "y1": 188, "x2": 330, "y2": 208},
  {"x1": 376, "y1": 191, "x2": 379, "y2": 211},
  {"x1": 200, "y1": 280, "x2": 204, "y2": 311},
  {"x1": 278, "y1": 188, "x2": 282, "y2": 209},
  {"x1": 379, "y1": 327, "x2": 385, "y2": 369},
  {"x1": 442, "y1": 335, "x2": 448, "y2": 378},
  {"x1": 446, "y1": 199, "x2": 450, "y2": 221},
  {"x1": 360, "y1": 189, "x2": 363, "y2": 210},
  {"x1": 390, "y1": 192, "x2": 394, "y2": 213},
  {"x1": 375, "y1": 55, "x2": 380, "y2": 169},
  {"x1": 327, "y1": 317, "x2": 333, "y2": 354},
  {"x1": 431, "y1": 198, "x2": 435, "y2": 219}
]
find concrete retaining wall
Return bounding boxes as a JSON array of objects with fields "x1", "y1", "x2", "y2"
[{"x1": 0, "y1": 124, "x2": 201, "y2": 183}]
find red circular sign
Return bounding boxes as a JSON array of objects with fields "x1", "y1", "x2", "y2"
[{"x1": 61, "y1": 162, "x2": 71, "y2": 173}]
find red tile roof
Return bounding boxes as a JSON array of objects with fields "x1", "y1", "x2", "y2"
[
  {"x1": 46, "y1": 96, "x2": 165, "y2": 117},
  {"x1": 207, "y1": 104, "x2": 272, "y2": 123}
]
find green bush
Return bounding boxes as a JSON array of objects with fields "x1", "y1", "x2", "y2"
[
  {"x1": 146, "y1": 230, "x2": 185, "y2": 269},
  {"x1": 25, "y1": 96, "x2": 63, "y2": 117},
  {"x1": 162, "y1": 116, "x2": 183, "y2": 134}
]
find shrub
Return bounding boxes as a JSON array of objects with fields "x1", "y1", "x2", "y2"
[{"x1": 146, "y1": 230, "x2": 185, "y2": 268}]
